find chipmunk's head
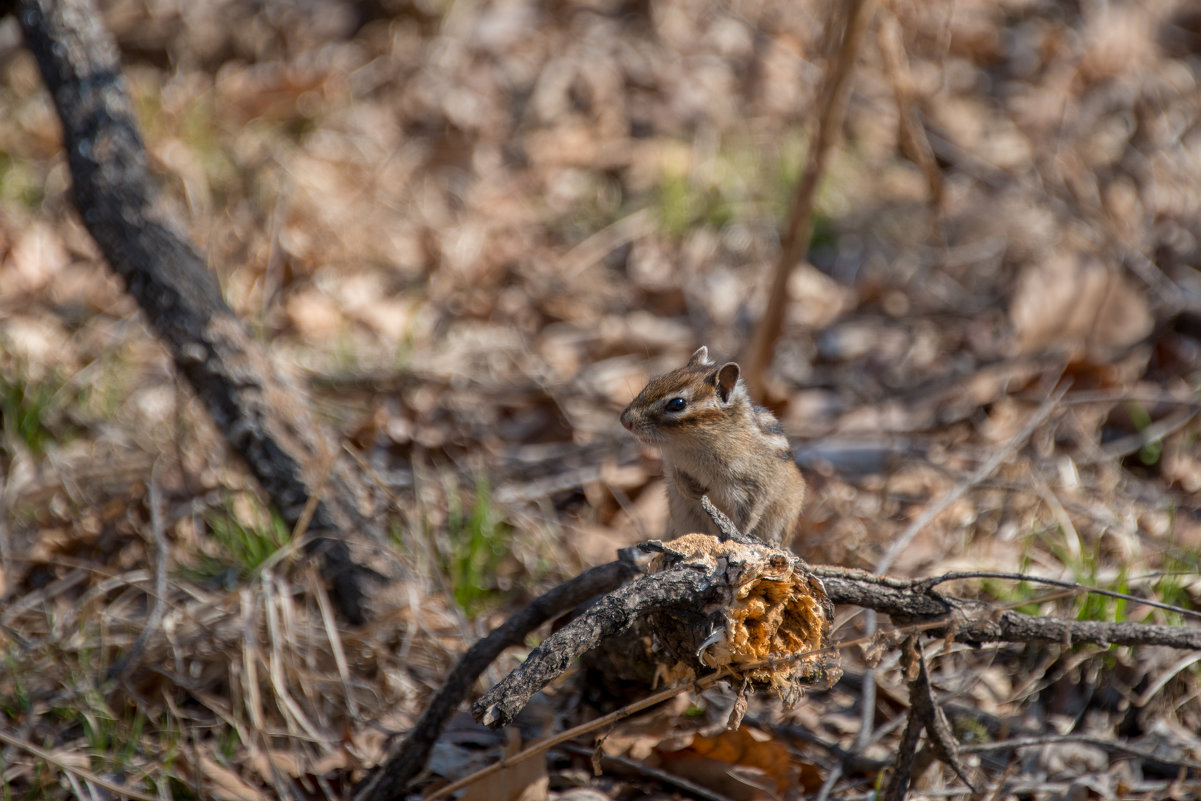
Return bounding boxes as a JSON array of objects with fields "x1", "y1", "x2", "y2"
[{"x1": 620, "y1": 346, "x2": 749, "y2": 446}]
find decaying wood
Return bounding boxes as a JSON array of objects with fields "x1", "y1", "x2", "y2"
[
  {"x1": 473, "y1": 560, "x2": 714, "y2": 729},
  {"x1": 351, "y1": 538, "x2": 1201, "y2": 795},
  {"x1": 11, "y1": 0, "x2": 386, "y2": 622},
  {"x1": 474, "y1": 534, "x2": 836, "y2": 730},
  {"x1": 480, "y1": 556, "x2": 1198, "y2": 785},
  {"x1": 354, "y1": 486, "x2": 1201, "y2": 796}
]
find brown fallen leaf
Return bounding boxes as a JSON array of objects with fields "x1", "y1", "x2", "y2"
[
  {"x1": 657, "y1": 726, "x2": 804, "y2": 800},
  {"x1": 460, "y1": 729, "x2": 548, "y2": 801},
  {"x1": 1010, "y1": 253, "x2": 1154, "y2": 362},
  {"x1": 175, "y1": 751, "x2": 268, "y2": 801}
]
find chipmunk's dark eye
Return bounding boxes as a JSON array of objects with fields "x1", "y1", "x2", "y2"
[{"x1": 665, "y1": 397, "x2": 687, "y2": 413}]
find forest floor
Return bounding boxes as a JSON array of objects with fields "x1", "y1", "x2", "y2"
[{"x1": 2, "y1": 0, "x2": 1201, "y2": 798}]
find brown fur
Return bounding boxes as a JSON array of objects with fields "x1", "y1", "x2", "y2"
[{"x1": 620, "y1": 346, "x2": 806, "y2": 546}]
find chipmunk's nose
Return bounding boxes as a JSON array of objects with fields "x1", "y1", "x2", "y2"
[{"x1": 620, "y1": 409, "x2": 633, "y2": 430}]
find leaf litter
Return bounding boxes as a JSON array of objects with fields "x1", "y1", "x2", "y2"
[{"x1": 1, "y1": 0, "x2": 1201, "y2": 798}]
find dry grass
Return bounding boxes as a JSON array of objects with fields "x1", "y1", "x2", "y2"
[{"x1": 2, "y1": 0, "x2": 1201, "y2": 797}]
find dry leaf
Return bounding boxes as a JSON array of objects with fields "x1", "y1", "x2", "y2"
[
  {"x1": 1011, "y1": 253, "x2": 1153, "y2": 361},
  {"x1": 176, "y1": 752, "x2": 268, "y2": 801},
  {"x1": 460, "y1": 730, "x2": 548, "y2": 801},
  {"x1": 658, "y1": 726, "x2": 799, "y2": 800}
]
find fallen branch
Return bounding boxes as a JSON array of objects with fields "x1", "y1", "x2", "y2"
[
  {"x1": 353, "y1": 560, "x2": 638, "y2": 801},
  {"x1": 377, "y1": 550, "x2": 1200, "y2": 797},
  {"x1": 815, "y1": 567, "x2": 1201, "y2": 650},
  {"x1": 473, "y1": 560, "x2": 715, "y2": 728},
  {"x1": 353, "y1": 483, "x2": 1200, "y2": 797},
  {"x1": 883, "y1": 636, "x2": 925, "y2": 801},
  {"x1": 367, "y1": 548, "x2": 1200, "y2": 794},
  {"x1": 11, "y1": 0, "x2": 386, "y2": 621}
]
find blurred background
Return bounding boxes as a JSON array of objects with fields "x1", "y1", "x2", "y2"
[{"x1": 1, "y1": 0, "x2": 1200, "y2": 797}]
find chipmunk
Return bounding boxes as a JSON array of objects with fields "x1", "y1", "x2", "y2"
[{"x1": 620, "y1": 346, "x2": 806, "y2": 546}]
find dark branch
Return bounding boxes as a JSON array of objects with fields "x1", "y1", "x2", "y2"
[
  {"x1": 908, "y1": 639, "x2": 978, "y2": 791},
  {"x1": 815, "y1": 569, "x2": 1201, "y2": 650},
  {"x1": 700, "y1": 494, "x2": 761, "y2": 546},
  {"x1": 473, "y1": 562, "x2": 714, "y2": 728},
  {"x1": 354, "y1": 560, "x2": 638, "y2": 801},
  {"x1": 14, "y1": 0, "x2": 384, "y2": 621},
  {"x1": 883, "y1": 636, "x2": 924, "y2": 801}
]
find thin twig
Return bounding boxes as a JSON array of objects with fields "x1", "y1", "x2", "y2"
[
  {"x1": 1136, "y1": 651, "x2": 1201, "y2": 708},
  {"x1": 878, "y1": 5, "x2": 942, "y2": 222},
  {"x1": 769, "y1": 721, "x2": 890, "y2": 773},
  {"x1": 1083, "y1": 407, "x2": 1198, "y2": 465},
  {"x1": 876, "y1": 386, "x2": 1067, "y2": 574},
  {"x1": 106, "y1": 467, "x2": 170, "y2": 682},
  {"x1": 959, "y1": 733, "x2": 1201, "y2": 773},
  {"x1": 745, "y1": 0, "x2": 877, "y2": 398},
  {"x1": 0, "y1": 728, "x2": 160, "y2": 801},
  {"x1": 909, "y1": 641, "x2": 978, "y2": 791},
  {"x1": 428, "y1": 679, "x2": 705, "y2": 801},
  {"x1": 912, "y1": 570, "x2": 1201, "y2": 622},
  {"x1": 701, "y1": 494, "x2": 760, "y2": 546},
  {"x1": 883, "y1": 635, "x2": 924, "y2": 801},
  {"x1": 558, "y1": 742, "x2": 740, "y2": 801},
  {"x1": 312, "y1": 567, "x2": 361, "y2": 721}
]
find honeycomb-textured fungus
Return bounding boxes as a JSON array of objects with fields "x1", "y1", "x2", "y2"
[{"x1": 650, "y1": 534, "x2": 837, "y2": 690}]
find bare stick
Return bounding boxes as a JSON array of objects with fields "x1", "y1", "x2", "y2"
[
  {"x1": 0, "y1": 727, "x2": 160, "y2": 801},
  {"x1": 465, "y1": 559, "x2": 1201, "y2": 747},
  {"x1": 816, "y1": 572, "x2": 1201, "y2": 650},
  {"x1": 876, "y1": 387, "x2": 1065, "y2": 574},
  {"x1": 429, "y1": 681, "x2": 693, "y2": 801},
  {"x1": 13, "y1": 0, "x2": 382, "y2": 622},
  {"x1": 913, "y1": 570, "x2": 1201, "y2": 622},
  {"x1": 701, "y1": 494, "x2": 760, "y2": 546},
  {"x1": 878, "y1": 7, "x2": 942, "y2": 225},
  {"x1": 908, "y1": 640, "x2": 978, "y2": 791},
  {"x1": 354, "y1": 560, "x2": 637, "y2": 801},
  {"x1": 883, "y1": 636, "x2": 924, "y2": 801},
  {"x1": 426, "y1": 561, "x2": 1201, "y2": 799},
  {"x1": 744, "y1": 0, "x2": 877, "y2": 398},
  {"x1": 106, "y1": 466, "x2": 169, "y2": 681},
  {"x1": 558, "y1": 742, "x2": 739, "y2": 801}
]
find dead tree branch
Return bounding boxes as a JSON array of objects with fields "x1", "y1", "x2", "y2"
[
  {"x1": 815, "y1": 567, "x2": 1201, "y2": 649},
  {"x1": 356, "y1": 545, "x2": 1200, "y2": 797},
  {"x1": 354, "y1": 560, "x2": 638, "y2": 801},
  {"x1": 883, "y1": 636, "x2": 925, "y2": 801},
  {"x1": 473, "y1": 560, "x2": 714, "y2": 728},
  {"x1": 11, "y1": 0, "x2": 386, "y2": 621},
  {"x1": 473, "y1": 560, "x2": 1201, "y2": 732}
]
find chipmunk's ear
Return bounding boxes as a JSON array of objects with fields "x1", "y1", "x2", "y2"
[
  {"x1": 688, "y1": 346, "x2": 712, "y2": 367},
  {"x1": 715, "y1": 362, "x2": 742, "y2": 403}
]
